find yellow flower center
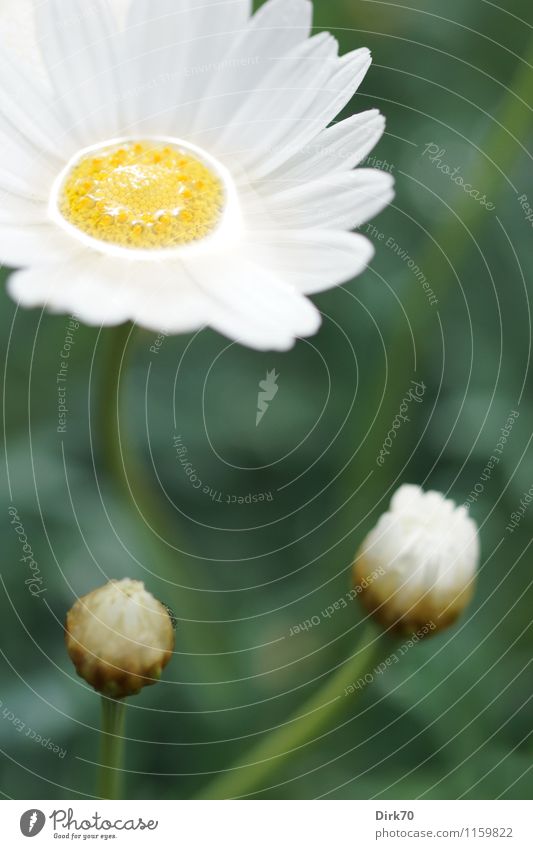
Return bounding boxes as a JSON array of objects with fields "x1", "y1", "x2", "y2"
[{"x1": 58, "y1": 140, "x2": 225, "y2": 250}]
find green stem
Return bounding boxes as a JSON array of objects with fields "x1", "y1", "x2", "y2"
[
  {"x1": 99, "y1": 697, "x2": 126, "y2": 799},
  {"x1": 197, "y1": 623, "x2": 386, "y2": 799},
  {"x1": 98, "y1": 324, "x2": 233, "y2": 690},
  {"x1": 100, "y1": 322, "x2": 179, "y2": 545},
  {"x1": 100, "y1": 322, "x2": 135, "y2": 497}
]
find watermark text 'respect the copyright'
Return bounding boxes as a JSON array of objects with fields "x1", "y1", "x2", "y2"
[
  {"x1": 173, "y1": 436, "x2": 273, "y2": 504},
  {"x1": 56, "y1": 315, "x2": 80, "y2": 434}
]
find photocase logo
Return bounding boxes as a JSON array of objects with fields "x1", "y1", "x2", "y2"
[
  {"x1": 20, "y1": 810, "x2": 46, "y2": 837},
  {"x1": 256, "y1": 369, "x2": 279, "y2": 426}
]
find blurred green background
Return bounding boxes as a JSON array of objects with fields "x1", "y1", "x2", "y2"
[{"x1": 1, "y1": 0, "x2": 532, "y2": 800}]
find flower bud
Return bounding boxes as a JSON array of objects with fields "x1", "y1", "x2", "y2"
[
  {"x1": 65, "y1": 579, "x2": 175, "y2": 698},
  {"x1": 353, "y1": 485, "x2": 480, "y2": 635}
]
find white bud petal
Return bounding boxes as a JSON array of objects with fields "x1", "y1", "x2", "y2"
[{"x1": 354, "y1": 484, "x2": 480, "y2": 634}]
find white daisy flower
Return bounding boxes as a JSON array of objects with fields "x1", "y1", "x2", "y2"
[
  {"x1": 1, "y1": 0, "x2": 394, "y2": 350},
  {"x1": 354, "y1": 485, "x2": 480, "y2": 634}
]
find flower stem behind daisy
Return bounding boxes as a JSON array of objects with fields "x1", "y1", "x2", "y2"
[
  {"x1": 97, "y1": 324, "x2": 233, "y2": 688},
  {"x1": 196, "y1": 623, "x2": 386, "y2": 800},
  {"x1": 99, "y1": 697, "x2": 126, "y2": 800},
  {"x1": 99, "y1": 321, "x2": 136, "y2": 498}
]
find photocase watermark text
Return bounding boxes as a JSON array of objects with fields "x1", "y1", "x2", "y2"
[
  {"x1": 377, "y1": 380, "x2": 426, "y2": 466},
  {"x1": 422, "y1": 143, "x2": 496, "y2": 211},
  {"x1": 8, "y1": 506, "x2": 46, "y2": 597}
]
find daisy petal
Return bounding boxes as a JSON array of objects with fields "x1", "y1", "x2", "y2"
[
  {"x1": 273, "y1": 109, "x2": 386, "y2": 182},
  {"x1": 0, "y1": 0, "x2": 47, "y2": 82},
  {"x1": 191, "y1": 0, "x2": 313, "y2": 146},
  {"x1": 121, "y1": 0, "x2": 252, "y2": 135},
  {"x1": 248, "y1": 230, "x2": 376, "y2": 293},
  {"x1": 8, "y1": 254, "x2": 211, "y2": 332},
  {"x1": 0, "y1": 189, "x2": 48, "y2": 225},
  {"x1": 182, "y1": 253, "x2": 321, "y2": 350},
  {"x1": 0, "y1": 42, "x2": 70, "y2": 199},
  {"x1": 212, "y1": 33, "x2": 339, "y2": 162},
  {"x1": 124, "y1": 262, "x2": 212, "y2": 333},
  {"x1": 243, "y1": 48, "x2": 372, "y2": 179},
  {"x1": 36, "y1": 0, "x2": 122, "y2": 143},
  {"x1": 0, "y1": 46, "x2": 70, "y2": 160},
  {"x1": 0, "y1": 120, "x2": 57, "y2": 199},
  {"x1": 0, "y1": 157, "x2": 53, "y2": 200},
  {"x1": 7, "y1": 259, "x2": 131, "y2": 324},
  {"x1": 264, "y1": 169, "x2": 395, "y2": 229},
  {"x1": 0, "y1": 223, "x2": 81, "y2": 268}
]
